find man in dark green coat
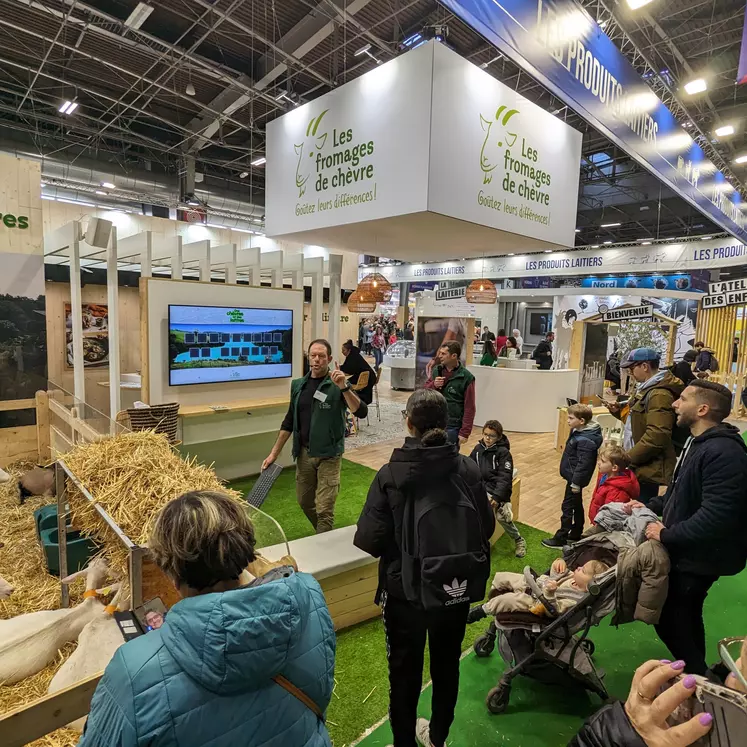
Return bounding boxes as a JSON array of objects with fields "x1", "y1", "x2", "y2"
[
  {"x1": 263, "y1": 339, "x2": 367, "y2": 533},
  {"x1": 424, "y1": 340, "x2": 476, "y2": 445}
]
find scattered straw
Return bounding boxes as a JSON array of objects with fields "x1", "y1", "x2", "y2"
[
  {"x1": 362, "y1": 685, "x2": 377, "y2": 704},
  {"x1": 64, "y1": 430, "x2": 239, "y2": 579}
]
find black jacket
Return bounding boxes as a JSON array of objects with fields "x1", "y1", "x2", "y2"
[
  {"x1": 568, "y1": 701, "x2": 645, "y2": 747},
  {"x1": 670, "y1": 360, "x2": 695, "y2": 387},
  {"x1": 469, "y1": 435, "x2": 513, "y2": 504},
  {"x1": 649, "y1": 423, "x2": 747, "y2": 577},
  {"x1": 532, "y1": 339, "x2": 553, "y2": 370},
  {"x1": 560, "y1": 422, "x2": 603, "y2": 488},
  {"x1": 353, "y1": 438, "x2": 495, "y2": 603}
]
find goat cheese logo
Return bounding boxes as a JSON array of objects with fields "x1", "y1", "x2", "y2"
[
  {"x1": 476, "y1": 102, "x2": 553, "y2": 228},
  {"x1": 294, "y1": 110, "x2": 330, "y2": 198},
  {"x1": 443, "y1": 578, "x2": 468, "y2": 599},
  {"x1": 293, "y1": 109, "x2": 378, "y2": 218},
  {"x1": 479, "y1": 105, "x2": 519, "y2": 185}
]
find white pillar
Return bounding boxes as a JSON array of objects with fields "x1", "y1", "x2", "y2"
[
  {"x1": 305, "y1": 257, "x2": 325, "y2": 343},
  {"x1": 171, "y1": 236, "x2": 183, "y2": 279},
  {"x1": 327, "y1": 254, "x2": 343, "y2": 362},
  {"x1": 107, "y1": 227, "x2": 121, "y2": 427},
  {"x1": 211, "y1": 243, "x2": 238, "y2": 285},
  {"x1": 236, "y1": 246, "x2": 261, "y2": 286},
  {"x1": 182, "y1": 240, "x2": 211, "y2": 281},
  {"x1": 261, "y1": 250, "x2": 284, "y2": 289},
  {"x1": 70, "y1": 222, "x2": 85, "y2": 404},
  {"x1": 285, "y1": 254, "x2": 305, "y2": 291}
]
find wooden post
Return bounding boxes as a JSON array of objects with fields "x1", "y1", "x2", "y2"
[
  {"x1": 56, "y1": 462, "x2": 69, "y2": 609},
  {"x1": 108, "y1": 226, "x2": 121, "y2": 430},
  {"x1": 0, "y1": 672, "x2": 103, "y2": 747},
  {"x1": 35, "y1": 391, "x2": 50, "y2": 463},
  {"x1": 666, "y1": 323, "x2": 676, "y2": 367},
  {"x1": 69, "y1": 222, "x2": 85, "y2": 405}
]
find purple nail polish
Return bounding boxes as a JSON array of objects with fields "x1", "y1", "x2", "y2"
[
  {"x1": 683, "y1": 675, "x2": 697, "y2": 689},
  {"x1": 671, "y1": 660, "x2": 686, "y2": 670},
  {"x1": 699, "y1": 713, "x2": 713, "y2": 726},
  {"x1": 660, "y1": 659, "x2": 671, "y2": 664}
]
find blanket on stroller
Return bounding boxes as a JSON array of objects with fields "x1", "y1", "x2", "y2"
[{"x1": 590, "y1": 505, "x2": 670, "y2": 625}]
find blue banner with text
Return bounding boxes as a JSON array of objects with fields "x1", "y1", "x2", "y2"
[{"x1": 438, "y1": 0, "x2": 746, "y2": 241}]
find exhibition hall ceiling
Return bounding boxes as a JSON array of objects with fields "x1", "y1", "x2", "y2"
[{"x1": 0, "y1": 0, "x2": 742, "y2": 247}]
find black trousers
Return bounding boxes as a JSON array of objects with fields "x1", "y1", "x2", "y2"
[
  {"x1": 655, "y1": 570, "x2": 718, "y2": 675},
  {"x1": 638, "y1": 481, "x2": 662, "y2": 506},
  {"x1": 556, "y1": 481, "x2": 584, "y2": 541},
  {"x1": 383, "y1": 594, "x2": 469, "y2": 747}
]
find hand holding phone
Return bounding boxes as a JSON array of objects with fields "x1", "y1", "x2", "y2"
[{"x1": 625, "y1": 660, "x2": 713, "y2": 746}]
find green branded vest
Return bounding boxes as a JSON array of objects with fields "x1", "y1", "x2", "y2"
[
  {"x1": 435, "y1": 364, "x2": 475, "y2": 430},
  {"x1": 290, "y1": 373, "x2": 346, "y2": 459}
]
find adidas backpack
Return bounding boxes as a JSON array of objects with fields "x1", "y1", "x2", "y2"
[{"x1": 401, "y1": 473, "x2": 491, "y2": 611}]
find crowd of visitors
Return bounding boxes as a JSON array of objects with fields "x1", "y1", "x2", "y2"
[{"x1": 76, "y1": 336, "x2": 747, "y2": 747}]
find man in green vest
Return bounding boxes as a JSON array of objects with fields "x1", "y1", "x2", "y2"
[
  {"x1": 262, "y1": 339, "x2": 368, "y2": 533},
  {"x1": 424, "y1": 340, "x2": 476, "y2": 446}
]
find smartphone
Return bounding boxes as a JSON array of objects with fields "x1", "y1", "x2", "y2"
[
  {"x1": 133, "y1": 597, "x2": 168, "y2": 633},
  {"x1": 668, "y1": 674, "x2": 747, "y2": 745}
]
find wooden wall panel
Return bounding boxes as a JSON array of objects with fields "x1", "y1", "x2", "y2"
[{"x1": 45, "y1": 282, "x2": 141, "y2": 417}]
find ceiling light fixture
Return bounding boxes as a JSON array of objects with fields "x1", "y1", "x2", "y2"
[
  {"x1": 601, "y1": 222, "x2": 621, "y2": 228},
  {"x1": 239, "y1": 171, "x2": 249, "y2": 179},
  {"x1": 684, "y1": 78, "x2": 707, "y2": 95},
  {"x1": 715, "y1": 125, "x2": 735, "y2": 137},
  {"x1": 591, "y1": 244, "x2": 600, "y2": 248},
  {"x1": 354, "y1": 43, "x2": 382, "y2": 64},
  {"x1": 276, "y1": 91, "x2": 292, "y2": 103},
  {"x1": 544, "y1": 249, "x2": 553, "y2": 253},
  {"x1": 124, "y1": 2, "x2": 154, "y2": 30},
  {"x1": 701, "y1": 235, "x2": 713, "y2": 240},
  {"x1": 599, "y1": 19, "x2": 608, "y2": 29},
  {"x1": 626, "y1": 0, "x2": 654, "y2": 8},
  {"x1": 101, "y1": 182, "x2": 115, "y2": 189},
  {"x1": 185, "y1": 83, "x2": 196, "y2": 97},
  {"x1": 641, "y1": 241, "x2": 652, "y2": 245},
  {"x1": 251, "y1": 157, "x2": 267, "y2": 166},
  {"x1": 95, "y1": 190, "x2": 107, "y2": 196},
  {"x1": 603, "y1": 240, "x2": 612, "y2": 244},
  {"x1": 59, "y1": 100, "x2": 78, "y2": 115},
  {"x1": 575, "y1": 228, "x2": 581, "y2": 233},
  {"x1": 735, "y1": 155, "x2": 747, "y2": 164}
]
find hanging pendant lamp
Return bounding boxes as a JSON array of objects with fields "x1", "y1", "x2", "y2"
[
  {"x1": 465, "y1": 278, "x2": 497, "y2": 304},
  {"x1": 357, "y1": 272, "x2": 393, "y2": 302},
  {"x1": 347, "y1": 289, "x2": 377, "y2": 313}
]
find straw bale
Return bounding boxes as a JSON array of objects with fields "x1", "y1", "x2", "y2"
[{"x1": 63, "y1": 430, "x2": 240, "y2": 579}]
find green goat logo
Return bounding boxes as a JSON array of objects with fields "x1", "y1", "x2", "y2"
[
  {"x1": 294, "y1": 109, "x2": 329, "y2": 198},
  {"x1": 480, "y1": 105, "x2": 520, "y2": 185}
]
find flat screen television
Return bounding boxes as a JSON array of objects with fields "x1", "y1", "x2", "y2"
[{"x1": 168, "y1": 305, "x2": 293, "y2": 386}]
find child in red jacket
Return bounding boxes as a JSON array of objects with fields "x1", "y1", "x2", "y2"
[{"x1": 589, "y1": 444, "x2": 640, "y2": 523}]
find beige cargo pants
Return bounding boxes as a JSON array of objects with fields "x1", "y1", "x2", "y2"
[{"x1": 295, "y1": 448, "x2": 341, "y2": 534}]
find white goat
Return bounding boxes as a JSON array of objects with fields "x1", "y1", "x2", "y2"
[
  {"x1": 48, "y1": 584, "x2": 128, "y2": 732},
  {"x1": 0, "y1": 574, "x2": 13, "y2": 599},
  {"x1": 0, "y1": 559, "x2": 112, "y2": 685},
  {"x1": 0, "y1": 466, "x2": 10, "y2": 484}
]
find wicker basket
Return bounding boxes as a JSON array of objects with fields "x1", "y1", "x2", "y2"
[{"x1": 126, "y1": 403, "x2": 180, "y2": 444}]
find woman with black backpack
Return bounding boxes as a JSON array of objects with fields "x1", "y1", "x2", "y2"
[{"x1": 354, "y1": 389, "x2": 495, "y2": 747}]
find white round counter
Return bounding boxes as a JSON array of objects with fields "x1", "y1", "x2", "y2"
[{"x1": 468, "y1": 365, "x2": 580, "y2": 433}]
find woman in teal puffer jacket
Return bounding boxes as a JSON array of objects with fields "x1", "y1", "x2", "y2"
[{"x1": 79, "y1": 491, "x2": 335, "y2": 747}]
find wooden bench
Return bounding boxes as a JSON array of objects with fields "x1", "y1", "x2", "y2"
[{"x1": 259, "y1": 475, "x2": 522, "y2": 630}]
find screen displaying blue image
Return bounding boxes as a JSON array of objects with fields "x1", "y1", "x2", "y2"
[{"x1": 168, "y1": 305, "x2": 293, "y2": 386}]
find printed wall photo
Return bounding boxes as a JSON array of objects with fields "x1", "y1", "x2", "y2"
[
  {"x1": 65, "y1": 303, "x2": 109, "y2": 368},
  {"x1": 0, "y1": 253, "x2": 46, "y2": 428},
  {"x1": 415, "y1": 316, "x2": 468, "y2": 389}
]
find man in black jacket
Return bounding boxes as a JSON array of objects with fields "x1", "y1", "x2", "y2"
[
  {"x1": 532, "y1": 330, "x2": 555, "y2": 370},
  {"x1": 632, "y1": 379, "x2": 747, "y2": 675}
]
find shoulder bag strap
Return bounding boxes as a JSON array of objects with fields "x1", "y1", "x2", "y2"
[{"x1": 273, "y1": 674, "x2": 325, "y2": 722}]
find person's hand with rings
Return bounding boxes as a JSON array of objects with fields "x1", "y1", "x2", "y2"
[{"x1": 625, "y1": 659, "x2": 713, "y2": 746}]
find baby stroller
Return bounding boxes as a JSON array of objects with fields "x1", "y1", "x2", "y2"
[{"x1": 470, "y1": 533, "x2": 625, "y2": 714}]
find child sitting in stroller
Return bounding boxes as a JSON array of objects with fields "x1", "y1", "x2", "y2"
[{"x1": 475, "y1": 558, "x2": 611, "y2": 619}]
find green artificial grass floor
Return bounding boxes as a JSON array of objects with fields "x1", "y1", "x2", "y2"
[
  {"x1": 229, "y1": 465, "x2": 747, "y2": 747},
  {"x1": 229, "y1": 459, "x2": 376, "y2": 542}
]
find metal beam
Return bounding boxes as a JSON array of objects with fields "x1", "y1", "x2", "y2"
[{"x1": 184, "y1": 0, "x2": 380, "y2": 153}]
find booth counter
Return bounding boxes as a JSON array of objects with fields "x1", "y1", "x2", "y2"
[{"x1": 469, "y1": 365, "x2": 580, "y2": 433}]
